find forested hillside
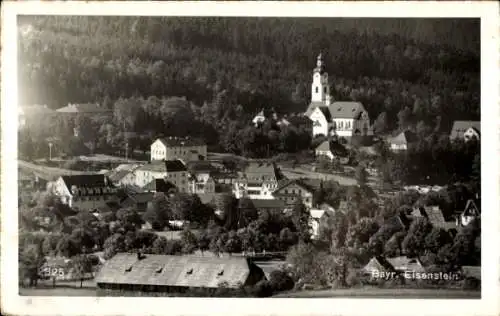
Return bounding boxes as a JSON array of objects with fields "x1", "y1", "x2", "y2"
[{"x1": 18, "y1": 16, "x2": 480, "y2": 159}]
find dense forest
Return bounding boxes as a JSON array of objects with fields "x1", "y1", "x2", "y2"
[{"x1": 18, "y1": 16, "x2": 479, "y2": 129}]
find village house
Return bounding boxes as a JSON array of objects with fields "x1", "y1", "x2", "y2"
[
  {"x1": 388, "y1": 130, "x2": 418, "y2": 151},
  {"x1": 95, "y1": 253, "x2": 266, "y2": 294},
  {"x1": 18, "y1": 104, "x2": 56, "y2": 129},
  {"x1": 49, "y1": 174, "x2": 117, "y2": 211},
  {"x1": 130, "y1": 160, "x2": 188, "y2": 192},
  {"x1": 309, "y1": 206, "x2": 336, "y2": 239},
  {"x1": 458, "y1": 198, "x2": 480, "y2": 227},
  {"x1": 188, "y1": 173, "x2": 216, "y2": 195},
  {"x1": 119, "y1": 192, "x2": 155, "y2": 212},
  {"x1": 233, "y1": 162, "x2": 283, "y2": 199},
  {"x1": 450, "y1": 121, "x2": 480, "y2": 142},
  {"x1": 410, "y1": 205, "x2": 456, "y2": 231},
  {"x1": 272, "y1": 179, "x2": 319, "y2": 209},
  {"x1": 251, "y1": 108, "x2": 278, "y2": 127},
  {"x1": 315, "y1": 140, "x2": 350, "y2": 163},
  {"x1": 304, "y1": 54, "x2": 371, "y2": 141},
  {"x1": 150, "y1": 137, "x2": 207, "y2": 162},
  {"x1": 108, "y1": 164, "x2": 143, "y2": 187}
]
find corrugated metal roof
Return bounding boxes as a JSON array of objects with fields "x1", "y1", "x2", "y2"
[
  {"x1": 95, "y1": 253, "x2": 258, "y2": 289},
  {"x1": 60, "y1": 174, "x2": 114, "y2": 191}
]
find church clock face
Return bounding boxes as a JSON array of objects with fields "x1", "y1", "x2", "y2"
[{"x1": 314, "y1": 73, "x2": 320, "y2": 80}]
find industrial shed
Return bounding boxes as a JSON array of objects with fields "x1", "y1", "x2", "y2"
[{"x1": 95, "y1": 253, "x2": 266, "y2": 294}]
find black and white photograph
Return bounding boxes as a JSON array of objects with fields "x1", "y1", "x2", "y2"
[{"x1": 1, "y1": 1, "x2": 499, "y2": 316}]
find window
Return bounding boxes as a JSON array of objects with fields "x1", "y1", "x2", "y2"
[
  {"x1": 315, "y1": 87, "x2": 319, "y2": 93},
  {"x1": 217, "y1": 270, "x2": 224, "y2": 276},
  {"x1": 186, "y1": 268, "x2": 193, "y2": 275},
  {"x1": 323, "y1": 87, "x2": 327, "y2": 93}
]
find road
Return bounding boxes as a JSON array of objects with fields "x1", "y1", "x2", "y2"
[
  {"x1": 18, "y1": 160, "x2": 100, "y2": 179},
  {"x1": 280, "y1": 166, "x2": 358, "y2": 186}
]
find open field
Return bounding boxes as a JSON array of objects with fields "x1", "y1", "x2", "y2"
[{"x1": 274, "y1": 287, "x2": 481, "y2": 298}]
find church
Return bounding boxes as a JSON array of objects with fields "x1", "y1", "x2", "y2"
[{"x1": 305, "y1": 53, "x2": 372, "y2": 141}]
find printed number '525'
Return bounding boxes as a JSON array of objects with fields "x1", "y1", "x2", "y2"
[{"x1": 39, "y1": 267, "x2": 65, "y2": 277}]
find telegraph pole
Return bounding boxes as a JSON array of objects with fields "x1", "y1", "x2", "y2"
[{"x1": 48, "y1": 142, "x2": 53, "y2": 161}]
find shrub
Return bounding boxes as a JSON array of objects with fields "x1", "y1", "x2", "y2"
[
  {"x1": 252, "y1": 280, "x2": 274, "y2": 297},
  {"x1": 269, "y1": 270, "x2": 295, "y2": 292},
  {"x1": 461, "y1": 277, "x2": 480, "y2": 290}
]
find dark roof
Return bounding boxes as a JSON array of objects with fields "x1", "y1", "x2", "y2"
[
  {"x1": 60, "y1": 174, "x2": 113, "y2": 192},
  {"x1": 305, "y1": 101, "x2": 328, "y2": 117},
  {"x1": 143, "y1": 179, "x2": 177, "y2": 193},
  {"x1": 390, "y1": 130, "x2": 418, "y2": 145},
  {"x1": 95, "y1": 253, "x2": 262, "y2": 289},
  {"x1": 186, "y1": 161, "x2": 219, "y2": 174},
  {"x1": 386, "y1": 256, "x2": 425, "y2": 272},
  {"x1": 363, "y1": 256, "x2": 395, "y2": 272},
  {"x1": 156, "y1": 137, "x2": 206, "y2": 148},
  {"x1": 56, "y1": 103, "x2": 111, "y2": 113},
  {"x1": 450, "y1": 121, "x2": 481, "y2": 139},
  {"x1": 121, "y1": 192, "x2": 155, "y2": 205},
  {"x1": 315, "y1": 141, "x2": 349, "y2": 157},
  {"x1": 249, "y1": 199, "x2": 286, "y2": 210},
  {"x1": 328, "y1": 102, "x2": 365, "y2": 119},
  {"x1": 164, "y1": 160, "x2": 187, "y2": 172}
]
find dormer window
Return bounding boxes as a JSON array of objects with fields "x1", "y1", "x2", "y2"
[
  {"x1": 186, "y1": 268, "x2": 193, "y2": 275},
  {"x1": 125, "y1": 266, "x2": 132, "y2": 272},
  {"x1": 155, "y1": 267, "x2": 163, "y2": 273},
  {"x1": 217, "y1": 270, "x2": 224, "y2": 276}
]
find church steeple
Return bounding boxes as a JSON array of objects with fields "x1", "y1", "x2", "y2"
[{"x1": 311, "y1": 52, "x2": 330, "y2": 104}]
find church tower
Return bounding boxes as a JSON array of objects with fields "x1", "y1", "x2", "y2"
[{"x1": 311, "y1": 53, "x2": 331, "y2": 105}]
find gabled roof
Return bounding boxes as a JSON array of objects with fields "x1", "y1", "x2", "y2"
[
  {"x1": 450, "y1": 121, "x2": 481, "y2": 139},
  {"x1": 328, "y1": 102, "x2": 365, "y2": 119},
  {"x1": 462, "y1": 199, "x2": 480, "y2": 217},
  {"x1": 95, "y1": 253, "x2": 262, "y2": 289},
  {"x1": 165, "y1": 160, "x2": 187, "y2": 172},
  {"x1": 155, "y1": 137, "x2": 206, "y2": 148},
  {"x1": 137, "y1": 160, "x2": 186, "y2": 173},
  {"x1": 273, "y1": 179, "x2": 317, "y2": 195},
  {"x1": 422, "y1": 206, "x2": 446, "y2": 227},
  {"x1": 386, "y1": 256, "x2": 425, "y2": 272},
  {"x1": 390, "y1": 130, "x2": 418, "y2": 145},
  {"x1": 143, "y1": 179, "x2": 177, "y2": 193},
  {"x1": 108, "y1": 170, "x2": 133, "y2": 183},
  {"x1": 363, "y1": 256, "x2": 395, "y2": 273},
  {"x1": 60, "y1": 174, "x2": 113, "y2": 192},
  {"x1": 249, "y1": 199, "x2": 286, "y2": 210},
  {"x1": 305, "y1": 101, "x2": 328, "y2": 117},
  {"x1": 315, "y1": 141, "x2": 349, "y2": 157},
  {"x1": 56, "y1": 103, "x2": 111, "y2": 113},
  {"x1": 121, "y1": 192, "x2": 155, "y2": 205}
]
